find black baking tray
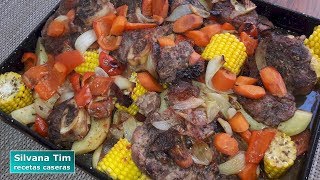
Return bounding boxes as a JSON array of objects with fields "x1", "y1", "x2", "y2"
[{"x1": 1, "y1": 0, "x2": 320, "y2": 179}]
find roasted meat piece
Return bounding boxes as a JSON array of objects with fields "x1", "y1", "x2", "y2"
[
  {"x1": 47, "y1": 99, "x2": 90, "y2": 146},
  {"x1": 131, "y1": 124, "x2": 218, "y2": 179},
  {"x1": 211, "y1": 0, "x2": 258, "y2": 28},
  {"x1": 167, "y1": 80, "x2": 200, "y2": 104},
  {"x1": 111, "y1": 24, "x2": 172, "y2": 64},
  {"x1": 262, "y1": 33, "x2": 317, "y2": 95},
  {"x1": 238, "y1": 93, "x2": 296, "y2": 127},
  {"x1": 136, "y1": 92, "x2": 161, "y2": 116},
  {"x1": 157, "y1": 41, "x2": 195, "y2": 83}
]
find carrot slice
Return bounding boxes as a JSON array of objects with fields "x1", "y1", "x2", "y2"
[
  {"x1": 222, "y1": 22, "x2": 235, "y2": 31},
  {"x1": 173, "y1": 14, "x2": 203, "y2": 33},
  {"x1": 239, "y1": 23, "x2": 258, "y2": 38},
  {"x1": 240, "y1": 32, "x2": 258, "y2": 56},
  {"x1": 152, "y1": 0, "x2": 169, "y2": 18},
  {"x1": 200, "y1": 24, "x2": 222, "y2": 39},
  {"x1": 175, "y1": 34, "x2": 187, "y2": 44},
  {"x1": 157, "y1": 37, "x2": 175, "y2": 47},
  {"x1": 214, "y1": 133, "x2": 239, "y2": 156},
  {"x1": 125, "y1": 22, "x2": 157, "y2": 31},
  {"x1": 259, "y1": 66, "x2": 287, "y2": 97},
  {"x1": 93, "y1": 14, "x2": 117, "y2": 37},
  {"x1": 47, "y1": 20, "x2": 65, "y2": 37},
  {"x1": 98, "y1": 35, "x2": 122, "y2": 51},
  {"x1": 110, "y1": 16, "x2": 127, "y2": 36},
  {"x1": 235, "y1": 76, "x2": 258, "y2": 86},
  {"x1": 137, "y1": 71, "x2": 163, "y2": 92},
  {"x1": 229, "y1": 112, "x2": 249, "y2": 133},
  {"x1": 239, "y1": 130, "x2": 252, "y2": 143},
  {"x1": 238, "y1": 163, "x2": 258, "y2": 180},
  {"x1": 234, "y1": 85, "x2": 266, "y2": 99},
  {"x1": 211, "y1": 69, "x2": 236, "y2": 92},
  {"x1": 142, "y1": 0, "x2": 153, "y2": 16},
  {"x1": 116, "y1": 5, "x2": 128, "y2": 17},
  {"x1": 184, "y1": 30, "x2": 210, "y2": 47}
]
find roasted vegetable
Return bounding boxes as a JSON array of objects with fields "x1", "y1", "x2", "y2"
[
  {"x1": 218, "y1": 151, "x2": 246, "y2": 175},
  {"x1": 10, "y1": 104, "x2": 36, "y2": 125},
  {"x1": 0, "y1": 72, "x2": 33, "y2": 113},
  {"x1": 116, "y1": 72, "x2": 148, "y2": 115},
  {"x1": 71, "y1": 117, "x2": 111, "y2": 154},
  {"x1": 264, "y1": 132, "x2": 297, "y2": 178},
  {"x1": 97, "y1": 138, "x2": 148, "y2": 179},
  {"x1": 75, "y1": 50, "x2": 99, "y2": 74},
  {"x1": 277, "y1": 110, "x2": 312, "y2": 136},
  {"x1": 202, "y1": 33, "x2": 247, "y2": 74}
]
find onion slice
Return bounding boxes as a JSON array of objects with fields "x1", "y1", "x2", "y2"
[
  {"x1": 95, "y1": 67, "x2": 109, "y2": 77},
  {"x1": 113, "y1": 76, "x2": 133, "y2": 90},
  {"x1": 189, "y1": 5, "x2": 210, "y2": 18},
  {"x1": 230, "y1": 0, "x2": 257, "y2": 19},
  {"x1": 191, "y1": 140, "x2": 213, "y2": 165},
  {"x1": 135, "y1": 7, "x2": 156, "y2": 23},
  {"x1": 217, "y1": 118, "x2": 233, "y2": 135},
  {"x1": 35, "y1": 38, "x2": 48, "y2": 65},
  {"x1": 166, "y1": 4, "x2": 192, "y2": 22},
  {"x1": 255, "y1": 40, "x2": 268, "y2": 70},
  {"x1": 205, "y1": 56, "x2": 233, "y2": 94},
  {"x1": 218, "y1": 151, "x2": 246, "y2": 175},
  {"x1": 152, "y1": 119, "x2": 178, "y2": 131},
  {"x1": 173, "y1": 97, "x2": 204, "y2": 110},
  {"x1": 75, "y1": 30, "x2": 97, "y2": 53}
]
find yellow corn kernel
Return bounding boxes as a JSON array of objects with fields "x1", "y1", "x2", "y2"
[
  {"x1": 202, "y1": 33, "x2": 247, "y2": 74},
  {"x1": 97, "y1": 139, "x2": 148, "y2": 180},
  {"x1": 75, "y1": 50, "x2": 99, "y2": 74},
  {"x1": 0, "y1": 72, "x2": 33, "y2": 113},
  {"x1": 264, "y1": 132, "x2": 297, "y2": 178}
]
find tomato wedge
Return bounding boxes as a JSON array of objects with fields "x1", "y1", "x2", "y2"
[
  {"x1": 22, "y1": 64, "x2": 50, "y2": 89},
  {"x1": 98, "y1": 35, "x2": 122, "y2": 51},
  {"x1": 75, "y1": 85, "x2": 92, "y2": 108},
  {"x1": 34, "y1": 62, "x2": 68, "y2": 100},
  {"x1": 99, "y1": 52, "x2": 126, "y2": 76},
  {"x1": 34, "y1": 115, "x2": 48, "y2": 137},
  {"x1": 69, "y1": 72, "x2": 81, "y2": 92},
  {"x1": 55, "y1": 50, "x2": 84, "y2": 74},
  {"x1": 22, "y1": 52, "x2": 37, "y2": 71},
  {"x1": 93, "y1": 14, "x2": 117, "y2": 37},
  {"x1": 89, "y1": 76, "x2": 114, "y2": 96}
]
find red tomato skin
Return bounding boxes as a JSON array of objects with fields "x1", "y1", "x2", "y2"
[
  {"x1": 34, "y1": 115, "x2": 48, "y2": 137},
  {"x1": 99, "y1": 52, "x2": 125, "y2": 76},
  {"x1": 75, "y1": 85, "x2": 92, "y2": 107},
  {"x1": 55, "y1": 50, "x2": 84, "y2": 74}
]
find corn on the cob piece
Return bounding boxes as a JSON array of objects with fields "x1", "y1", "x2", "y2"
[
  {"x1": 97, "y1": 138, "x2": 148, "y2": 180},
  {"x1": 75, "y1": 50, "x2": 99, "y2": 74},
  {"x1": 202, "y1": 33, "x2": 247, "y2": 74},
  {"x1": 264, "y1": 132, "x2": 297, "y2": 179},
  {"x1": 0, "y1": 72, "x2": 33, "y2": 113},
  {"x1": 116, "y1": 72, "x2": 148, "y2": 115},
  {"x1": 305, "y1": 26, "x2": 320, "y2": 78}
]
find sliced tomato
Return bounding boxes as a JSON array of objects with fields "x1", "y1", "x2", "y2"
[
  {"x1": 69, "y1": 72, "x2": 81, "y2": 92},
  {"x1": 93, "y1": 14, "x2": 116, "y2": 37},
  {"x1": 22, "y1": 52, "x2": 37, "y2": 71},
  {"x1": 81, "y1": 72, "x2": 95, "y2": 87},
  {"x1": 22, "y1": 64, "x2": 50, "y2": 89},
  {"x1": 34, "y1": 62, "x2": 68, "y2": 100},
  {"x1": 98, "y1": 35, "x2": 122, "y2": 51},
  {"x1": 34, "y1": 115, "x2": 48, "y2": 137},
  {"x1": 89, "y1": 76, "x2": 114, "y2": 96},
  {"x1": 75, "y1": 85, "x2": 92, "y2": 107},
  {"x1": 55, "y1": 50, "x2": 84, "y2": 74},
  {"x1": 99, "y1": 52, "x2": 126, "y2": 76}
]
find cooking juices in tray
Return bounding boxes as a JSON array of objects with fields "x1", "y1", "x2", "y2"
[{"x1": 1, "y1": 0, "x2": 320, "y2": 179}]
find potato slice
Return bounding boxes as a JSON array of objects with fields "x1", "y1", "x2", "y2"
[
  {"x1": 11, "y1": 104, "x2": 36, "y2": 125},
  {"x1": 92, "y1": 145, "x2": 103, "y2": 169},
  {"x1": 72, "y1": 117, "x2": 111, "y2": 154}
]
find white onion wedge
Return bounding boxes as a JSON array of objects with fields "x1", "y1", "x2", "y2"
[
  {"x1": 113, "y1": 76, "x2": 133, "y2": 90},
  {"x1": 217, "y1": 118, "x2": 233, "y2": 135},
  {"x1": 75, "y1": 30, "x2": 97, "y2": 53},
  {"x1": 218, "y1": 151, "x2": 246, "y2": 175}
]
